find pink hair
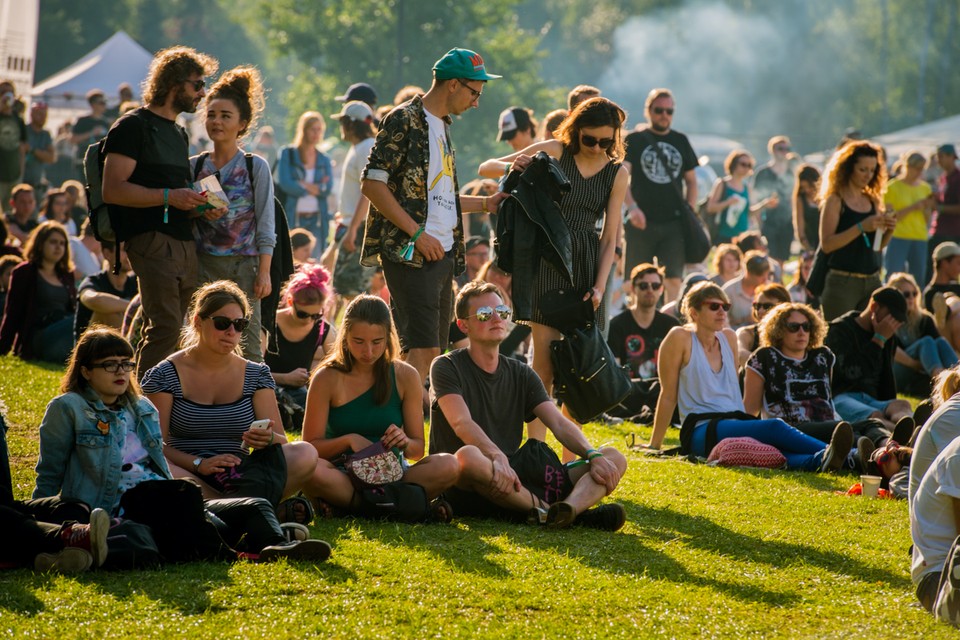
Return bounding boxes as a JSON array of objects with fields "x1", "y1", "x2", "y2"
[{"x1": 285, "y1": 263, "x2": 332, "y2": 305}]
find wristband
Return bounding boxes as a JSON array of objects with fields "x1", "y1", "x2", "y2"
[
  {"x1": 163, "y1": 188, "x2": 170, "y2": 224},
  {"x1": 400, "y1": 227, "x2": 424, "y2": 261},
  {"x1": 872, "y1": 332, "x2": 887, "y2": 344},
  {"x1": 268, "y1": 430, "x2": 275, "y2": 445},
  {"x1": 482, "y1": 196, "x2": 489, "y2": 213},
  {"x1": 504, "y1": 163, "x2": 512, "y2": 176}
]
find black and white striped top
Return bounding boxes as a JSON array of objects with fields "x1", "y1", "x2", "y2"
[{"x1": 141, "y1": 359, "x2": 276, "y2": 458}]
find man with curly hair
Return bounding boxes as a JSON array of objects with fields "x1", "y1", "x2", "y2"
[{"x1": 102, "y1": 46, "x2": 218, "y2": 376}]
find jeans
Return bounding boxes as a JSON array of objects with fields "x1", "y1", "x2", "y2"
[
  {"x1": 32, "y1": 315, "x2": 76, "y2": 365},
  {"x1": 894, "y1": 335, "x2": 959, "y2": 391},
  {"x1": 690, "y1": 418, "x2": 826, "y2": 470},
  {"x1": 884, "y1": 237, "x2": 927, "y2": 286}
]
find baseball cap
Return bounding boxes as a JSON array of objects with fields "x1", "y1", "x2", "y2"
[
  {"x1": 465, "y1": 236, "x2": 490, "y2": 251},
  {"x1": 933, "y1": 241, "x2": 960, "y2": 262},
  {"x1": 331, "y1": 100, "x2": 375, "y2": 122},
  {"x1": 937, "y1": 143, "x2": 957, "y2": 157},
  {"x1": 497, "y1": 107, "x2": 532, "y2": 142},
  {"x1": 335, "y1": 83, "x2": 377, "y2": 106},
  {"x1": 871, "y1": 286, "x2": 907, "y2": 323},
  {"x1": 433, "y1": 48, "x2": 501, "y2": 81}
]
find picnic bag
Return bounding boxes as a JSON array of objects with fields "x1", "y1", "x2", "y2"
[{"x1": 344, "y1": 442, "x2": 404, "y2": 489}]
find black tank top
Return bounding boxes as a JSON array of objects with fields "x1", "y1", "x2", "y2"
[
  {"x1": 264, "y1": 320, "x2": 328, "y2": 384},
  {"x1": 826, "y1": 200, "x2": 881, "y2": 274}
]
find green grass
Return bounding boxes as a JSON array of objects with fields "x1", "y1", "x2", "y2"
[{"x1": 0, "y1": 354, "x2": 954, "y2": 638}]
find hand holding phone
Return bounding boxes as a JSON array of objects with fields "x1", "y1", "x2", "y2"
[{"x1": 250, "y1": 418, "x2": 271, "y2": 430}]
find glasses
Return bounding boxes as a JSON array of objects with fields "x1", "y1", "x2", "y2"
[
  {"x1": 206, "y1": 316, "x2": 250, "y2": 332},
  {"x1": 633, "y1": 281, "x2": 663, "y2": 291},
  {"x1": 785, "y1": 321, "x2": 811, "y2": 333},
  {"x1": 88, "y1": 360, "x2": 136, "y2": 374},
  {"x1": 651, "y1": 107, "x2": 674, "y2": 115},
  {"x1": 738, "y1": 161, "x2": 754, "y2": 169},
  {"x1": 774, "y1": 145, "x2": 791, "y2": 152},
  {"x1": 581, "y1": 134, "x2": 615, "y2": 150},
  {"x1": 185, "y1": 79, "x2": 206, "y2": 91},
  {"x1": 753, "y1": 302, "x2": 777, "y2": 312},
  {"x1": 703, "y1": 301, "x2": 731, "y2": 312},
  {"x1": 901, "y1": 290, "x2": 918, "y2": 299},
  {"x1": 469, "y1": 304, "x2": 511, "y2": 322},
  {"x1": 294, "y1": 306, "x2": 323, "y2": 321},
  {"x1": 456, "y1": 79, "x2": 482, "y2": 100}
]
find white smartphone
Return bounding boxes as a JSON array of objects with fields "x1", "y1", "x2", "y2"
[{"x1": 249, "y1": 419, "x2": 271, "y2": 430}]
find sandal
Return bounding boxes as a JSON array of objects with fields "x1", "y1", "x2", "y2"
[
  {"x1": 545, "y1": 501, "x2": 577, "y2": 529},
  {"x1": 275, "y1": 495, "x2": 315, "y2": 525},
  {"x1": 429, "y1": 496, "x2": 454, "y2": 524}
]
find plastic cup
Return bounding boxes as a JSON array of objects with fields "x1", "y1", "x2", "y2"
[{"x1": 861, "y1": 475, "x2": 882, "y2": 498}]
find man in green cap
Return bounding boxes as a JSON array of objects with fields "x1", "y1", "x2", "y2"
[{"x1": 361, "y1": 48, "x2": 507, "y2": 401}]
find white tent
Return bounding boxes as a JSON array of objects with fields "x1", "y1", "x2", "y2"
[{"x1": 804, "y1": 113, "x2": 960, "y2": 167}]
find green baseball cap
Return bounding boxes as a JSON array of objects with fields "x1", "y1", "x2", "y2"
[{"x1": 433, "y1": 48, "x2": 501, "y2": 81}]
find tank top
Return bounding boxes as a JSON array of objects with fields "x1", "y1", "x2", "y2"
[
  {"x1": 677, "y1": 330, "x2": 743, "y2": 422},
  {"x1": 263, "y1": 319, "x2": 329, "y2": 385},
  {"x1": 717, "y1": 181, "x2": 750, "y2": 240},
  {"x1": 326, "y1": 366, "x2": 404, "y2": 448},
  {"x1": 826, "y1": 199, "x2": 881, "y2": 274},
  {"x1": 802, "y1": 198, "x2": 820, "y2": 248}
]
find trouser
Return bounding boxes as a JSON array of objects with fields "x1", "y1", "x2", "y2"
[
  {"x1": 198, "y1": 254, "x2": 263, "y2": 362},
  {"x1": 820, "y1": 270, "x2": 881, "y2": 321},
  {"x1": 690, "y1": 418, "x2": 826, "y2": 470},
  {"x1": 796, "y1": 419, "x2": 889, "y2": 447},
  {"x1": 895, "y1": 336, "x2": 959, "y2": 394},
  {"x1": 884, "y1": 237, "x2": 927, "y2": 287},
  {"x1": 0, "y1": 497, "x2": 92, "y2": 566},
  {"x1": 205, "y1": 496, "x2": 286, "y2": 553},
  {"x1": 32, "y1": 315, "x2": 75, "y2": 365}
]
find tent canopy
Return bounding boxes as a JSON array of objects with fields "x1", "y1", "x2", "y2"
[
  {"x1": 804, "y1": 113, "x2": 960, "y2": 167},
  {"x1": 31, "y1": 31, "x2": 152, "y2": 109}
]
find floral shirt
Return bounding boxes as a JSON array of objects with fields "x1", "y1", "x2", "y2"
[
  {"x1": 361, "y1": 96, "x2": 465, "y2": 274},
  {"x1": 746, "y1": 345, "x2": 838, "y2": 425}
]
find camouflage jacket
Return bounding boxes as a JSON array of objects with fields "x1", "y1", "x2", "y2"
[{"x1": 361, "y1": 96, "x2": 465, "y2": 274}]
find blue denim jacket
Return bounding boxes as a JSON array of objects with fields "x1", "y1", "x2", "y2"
[
  {"x1": 33, "y1": 388, "x2": 171, "y2": 513},
  {"x1": 276, "y1": 145, "x2": 333, "y2": 221}
]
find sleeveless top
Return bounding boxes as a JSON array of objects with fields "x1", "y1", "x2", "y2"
[
  {"x1": 141, "y1": 359, "x2": 276, "y2": 458},
  {"x1": 802, "y1": 197, "x2": 820, "y2": 248},
  {"x1": 326, "y1": 365, "x2": 404, "y2": 451},
  {"x1": 826, "y1": 199, "x2": 881, "y2": 274},
  {"x1": 677, "y1": 331, "x2": 743, "y2": 422},
  {"x1": 717, "y1": 181, "x2": 750, "y2": 240},
  {"x1": 263, "y1": 319, "x2": 330, "y2": 384}
]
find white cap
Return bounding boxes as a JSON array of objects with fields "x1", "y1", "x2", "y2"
[{"x1": 331, "y1": 100, "x2": 374, "y2": 121}]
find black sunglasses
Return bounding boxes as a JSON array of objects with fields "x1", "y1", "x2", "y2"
[
  {"x1": 456, "y1": 79, "x2": 482, "y2": 100},
  {"x1": 581, "y1": 134, "x2": 614, "y2": 150},
  {"x1": 786, "y1": 321, "x2": 811, "y2": 333},
  {"x1": 186, "y1": 79, "x2": 206, "y2": 91},
  {"x1": 206, "y1": 316, "x2": 249, "y2": 332},
  {"x1": 753, "y1": 302, "x2": 777, "y2": 312},
  {"x1": 703, "y1": 301, "x2": 731, "y2": 312},
  {"x1": 88, "y1": 360, "x2": 136, "y2": 374},
  {"x1": 633, "y1": 281, "x2": 663, "y2": 291},
  {"x1": 294, "y1": 305, "x2": 323, "y2": 321},
  {"x1": 469, "y1": 304, "x2": 511, "y2": 322},
  {"x1": 652, "y1": 107, "x2": 674, "y2": 115}
]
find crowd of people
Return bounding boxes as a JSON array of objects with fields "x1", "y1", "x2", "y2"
[{"x1": 2, "y1": 43, "x2": 960, "y2": 625}]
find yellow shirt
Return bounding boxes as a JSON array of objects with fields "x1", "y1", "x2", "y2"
[{"x1": 885, "y1": 178, "x2": 932, "y2": 241}]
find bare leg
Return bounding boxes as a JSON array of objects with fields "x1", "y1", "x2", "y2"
[
  {"x1": 280, "y1": 441, "x2": 320, "y2": 499},
  {"x1": 559, "y1": 404, "x2": 581, "y2": 464},
  {"x1": 402, "y1": 453, "x2": 460, "y2": 499},
  {"x1": 884, "y1": 399, "x2": 913, "y2": 424},
  {"x1": 528, "y1": 322, "x2": 561, "y2": 441},
  {"x1": 559, "y1": 446, "x2": 627, "y2": 516},
  {"x1": 302, "y1": 459, "x2": 356, "y2": 509},
  {"x1": 166, "y1": 463, "x2": 225, "y2": 500},
  {"x1": 454, "y1": 446, "x2": 542, "y2": 512}
]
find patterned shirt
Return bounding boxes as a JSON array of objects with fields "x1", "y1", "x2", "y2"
[
  {"x1": 361, "y1": 96, "x2": 465, "y2": 274},
  {"x1": 746, "y1": 346, "x2": 838, "y2": 425}
]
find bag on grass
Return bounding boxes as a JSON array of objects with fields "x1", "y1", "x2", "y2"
[
  {"x1": 344, "y1": 442, "x2": 404, "y2": 489},
  {"x1": 353, "y1": 482, "x2": 430, "y2": 523},
  {"x1": 707, "y1": 437, "x2": 786, "y2": 468}
]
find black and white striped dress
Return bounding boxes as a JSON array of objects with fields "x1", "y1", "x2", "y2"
[{"x1": 530, "y1": 147, "x2": 619, "y2": 329}]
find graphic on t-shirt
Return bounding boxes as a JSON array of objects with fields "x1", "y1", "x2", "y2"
[
  {"x1": 639, "y1": 142, "x2": 682, "y2": 185},
  {"x1": 430, "y1": 133, "x2": 455, "y2": 191},
  {"x1": 0, "y1": 117, "x2": 20, "y2": 151},
  {"x1": 624, "y1": 333, "x2": 661, "y2": 379}
]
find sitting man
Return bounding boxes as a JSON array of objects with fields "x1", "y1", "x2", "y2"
[
  {"x1": 74, "y1": 241, "x2": 138, "y2": 340},
  {"x1": 924, "y1": 241, "x2": 960, "y2": 351},
  {"x1": 824, "y1": 286, "x2": 915, "y2": 444},
  {"x1": 429, "y1": 281, "x2": 627, "y2": 530},
  {"x1": 721, "y1": 250, "x2": 772, "y2": 329}
]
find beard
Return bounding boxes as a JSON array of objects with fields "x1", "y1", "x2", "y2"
[
  {"x1": 173, "y1": 87, "x2": 199, "y2": 114},
  {"x1": 649, "y1": 121, "x2": 669, "y2": 133}
]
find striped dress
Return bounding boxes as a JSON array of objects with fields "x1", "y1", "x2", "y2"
[{"x1": 530, "y1": 147, "x2": 619, "y2": 329}]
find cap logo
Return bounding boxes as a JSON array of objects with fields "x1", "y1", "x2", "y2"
[{"x1": 469, "y1": 53, "x2": 484, "y2": 70}]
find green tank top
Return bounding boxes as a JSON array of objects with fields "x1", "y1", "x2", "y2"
[{"x1": 326, "y1": 366, "x2": 404, "y2": 450}]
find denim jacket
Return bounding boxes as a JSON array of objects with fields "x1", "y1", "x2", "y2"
[
  {"x1": 33, "y1": 388, "x2": 171, "y2": 513},
  {"x1": 276, "y1": 144, "x2": 333, "y2": 220}
]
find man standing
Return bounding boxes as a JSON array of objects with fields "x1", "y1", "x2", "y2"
[
  {"x1": 335, "y1": 82, "x2": 378, "y2": 110},
  {"x1": 23, "y1": 102, "x2": 54, "y2": 193},
  {"x1": 102, "y1": 46, "x2": 218, "y2": 376},
  {"x1": 0, "y1": 80, "x2": 27, "y2": 208},
  {"x1": 455, "y1": 236, "x2": 490, "y2": 287},
  {"x1": 361, "y1": 47, "x2": 507, "y2": 397},
  {"x1": 753, "y1": 136, "x2": 795, "y2": 266},
  {"x1": 430, "y1": 281, "x2": 627, "y2": 529},
  {"x1": 929, "y1": 144, "x2": 960, "y2": 263},
  {"x1": 71, "y1": 90, "x2": 112, "y2": 173},
  {"x1": 623, "y1": 88, "x2": 699, "y2": 303}
]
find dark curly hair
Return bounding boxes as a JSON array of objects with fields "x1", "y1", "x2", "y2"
[
  {"x1": 555, "y1": 97, "x2": 626, "y2": 161},
  {"x1": 205, "y1": 65, "x2": 265, "y2": 138},
  {"x1": 142, "y1": 46, "x2": 218, "y2": 107},
  {"x1": 758, "y1": 302, "x2": 825, "y2": 350}
]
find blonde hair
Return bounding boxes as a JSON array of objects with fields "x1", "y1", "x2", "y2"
[
  {"x1": 681, "y1": 281, "x2": 729, "y2": 321},
  {"x1": 293, "y1": 111, "x2": 325, "y2": 148},
  {"x1": 933, "y1": 366, "x2": 960, "y2": 409}
]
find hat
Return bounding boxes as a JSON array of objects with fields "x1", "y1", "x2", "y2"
[
  {"x1": 335, "y1": 83, "x2": 377, "y2": 106},
  {"x1": 496, "y1": 107, "x2": 532, "y2": 142},
  {"x1": 871, "y1": 286, "x2": 907, "y2": 323},
  {"x1": 331, "y1": 100, "x2": 375, "y2": 122},
  {"x1": 465, "y1": 236, "x2": 490, "y2": 251},
  {"x1": 433, "y1": 48, "x2": 501, "y2": 81},
  {"x1": 937, "y1": 143, "x2": 957, "y2": 157},
  {"x1": 934, "y1": 241, "x2": 960, "y2": 262}
]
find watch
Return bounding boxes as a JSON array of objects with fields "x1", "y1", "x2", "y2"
[{"x1": 192, "y1": 457, "x2": 203, "y2": 474}]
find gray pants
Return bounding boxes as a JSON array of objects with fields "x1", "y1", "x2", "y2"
[{"x1": 198, "y1": 253, "x2": 263, "y2": 362}]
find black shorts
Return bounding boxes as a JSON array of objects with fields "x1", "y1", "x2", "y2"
[
  {"x1": 381, "y1": 252, "x2": 455, "y2": 351},
  {"x1": 625, "y1": 217, "x2": 685, "y2": 279},
  {"x1": 200, "y1": 444, "x2": 288, "y2": 508},
  {"x1": 762, "y1": 221, "x2": 794, "y2": 261}
]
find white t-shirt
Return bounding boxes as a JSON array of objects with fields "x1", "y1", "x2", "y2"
[
  {"x1": 423, "y1": 108, "x2": 457, "y2": 251},
  {"x1": 338, "y1": 137, "x2": 375, "y2": 226},
  {"x1": 910, "y1": 396, "x2": 960, "y2": 505},
  {"x1": 296, "y1": 167, "x2": 320, "y2": 214},
  {"x1": 911, "y1": 436, "x2": 960, "y2": 584}
]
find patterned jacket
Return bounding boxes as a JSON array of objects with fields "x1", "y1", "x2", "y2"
[{"x1": 361, "y1": 96, "x2": 465, "y2": 274}]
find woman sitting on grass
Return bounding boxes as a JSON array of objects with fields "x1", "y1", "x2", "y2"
[
  {"x1": 301, "y1": 295, "x2": 459, "y2": 519},
  {"x1": 646, "y1": 281, "x2": 853, "y2": 471}
]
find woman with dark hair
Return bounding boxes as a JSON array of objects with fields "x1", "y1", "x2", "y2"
[
  {"x1": 0, "y1": 217, "x2": 21, "y2": 258},
  {"x1": 192, "y1": 65, "x2": 275, "y2": 362},
  {"x1": 704, "y1": 149, "x2": 778, "y2": 245},
  {"x1": 793, "y1": 164, "x2": 821, "y2": 252},
  {"x1": 301, "y1": 295, "x2": 459, "y2": 517},
  {"x1": 818, "y1": 141, "x2": 895, "y2": 320},
  {"x1": 37, "y1": 190, "x2": 77, "y2": 237},
  {"x1": 276, "y1": 111, "x2": 333, "y2": 254},
  {"x1": 478, "y1": 97, "x2": 629, "y2": 445},
  {"x1": 0, "y1": 221, "x2": 76, "y2": 362}
]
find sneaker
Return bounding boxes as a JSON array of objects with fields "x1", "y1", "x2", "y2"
[
  {"x1": 856, "y1": 436, "x2": 877, "y2": 474},
  {"x1": 891, "y1": 416, "x2": 915, "y2": 447},
  {"x1": 913, "y1": 400, "x2": 934, "y2": 431},
  {"x1": 34, "y1": 548, "x2": 93, "y2": 573},
  {"x1": 258, "y1": 539, "x2": 331, "y2": 563},
  {"x1": 279, "y1": 522, "x2": 309, "y2": 543},
  {"x1": 821, "y1": 422, "x2": 854, "y2": 472},
  {"x1": 576, "y1": 503, "x2": 627, "y2": 532},
  {"x1": 545, "y1": 501, "x2": 577, "y2": 529},
  {"x1": 60, "y1": 507, "x2": 109, "y2": 567}
]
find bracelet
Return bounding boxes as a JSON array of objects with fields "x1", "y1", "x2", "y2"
[
  {"x1": 482, "y1": 196, "x2": 489, "y2": 213},
  {"x1": 872, "y1": 332, "x2": 887, "y2": 345},
  {"x1": 410, "y1": 226, "x2": 424, "y2": 243},
  {"x1": 268, "y1": 430, "x2": 275, "y2": 445},
  {"x1": 162, "y1": 188, "x2": 170, "y2": 224}
]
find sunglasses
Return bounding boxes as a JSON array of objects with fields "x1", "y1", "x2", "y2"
[
  {"x1": 633, "y1": 281, "x2": 663, "y2": 291},
  {"x1": 785, "y1": 321, "x2": 811, "y2": 333},
  {"x1": 185, "y1": 79, "x2": 206, "y2": 91},
  {"x1": 581, "y1": 134, "x2": 615, "y2": 150},
  {"x1": 703, "y1": 301, "x2": 731, "y2": 312},
  {"x1": 874, "y1": 442, "x2": 901, "y2": 466},
  {"x1": 901, "y1": 290, "x2": 918, "y2": 299},
  {"x1": 207, "y1": 316, "x2": 250, "y2": 332},
  {"x1": 738, "y1": 161, "x2": 755, "y2": 169},
  {"x1": 753, "y1": 302, "x2": 777, "y2": 312},
  {"x1": 294, "y1": 306, "x2": 323, "y2": 321},
  {"x1": 652, "y1": 107, "x2": 674, "y2": 115},
  {"x1": 456, "y1": 79, "x2": 482, "y2": 100},
  {"x1": 774, "y1": 145, "x2": 791, "y2": 152},
  {"x1": 469, "y1": 304, "x2": 511, "y2": 322},
  {"x1": 88, "y1": 360, "x2": 136, "y2": 374}
]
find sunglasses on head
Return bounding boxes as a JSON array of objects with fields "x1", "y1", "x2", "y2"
[
  {"x1": 88, "y1": 360, "x2": 136, "y2": 374},
  {"x1": 207, "y1": 316, "x2": 249, "y2": 332},
  {"x1": 294, "y1": 306, "x2": 323, "y2": 321},
  {"x1": 652, "y1": 107, "x2": 674, "y2": 115},
  {"x1": 633, "y1": 281, "x2": 663, "y2": 291},
  {"x1": 703, "y1": 301, "x2": 731, "y2": 312},
  {"x1": 186, "y1": 79, "x2": 205, "y2": 91},
  {"x1": 469, "y1": 304, "x2": 511, "y2": 322},
  {"x1": 785, "y1": 321, "x2": 811, "y2": 333},
  {"x1": 753, "y1": 302, "x2": 777, "y2": 312},
  {"x1": 580, "y1": 134, "x2": 615, "y2": 150}
]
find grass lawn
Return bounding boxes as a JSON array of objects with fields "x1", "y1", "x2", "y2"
[{"x1": 0, "y1": 354, "x2": 954, "y2": 638}]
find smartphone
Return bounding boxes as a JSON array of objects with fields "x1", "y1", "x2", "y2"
[
  {"x1": 250, "y1": 419, "x2": 271, "y2": 430},
  {"x1": 334, "y1": 223, "x2": 348, "y2": 243}
]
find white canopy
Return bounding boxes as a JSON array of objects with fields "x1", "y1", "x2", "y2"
[{"x1": 805, "y1": 113, "x2": 960, "y2": 167}]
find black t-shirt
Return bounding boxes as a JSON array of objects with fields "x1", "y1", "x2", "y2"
[
  {"x1": 623, "y1": 128, "x2": 698, "y2": 224},
  {"x1": 0, "y1": 113, "x2": 27, "y2": 182},
  {"x1": 923, "y1": 283, "x2": 960, "y2": 314},
  {"x1": 753, "y1": 164, "x2": 794, "y2": 231},
  {"x1": 824, "y1": 310, "x2": 897, "y2": 399},
  {"x1": 606, "y1": 309, "x2": 679, "y2": 378},
  {"x1": 73, "y1": 114, "x2": 112, "y2": 161},
  {"x1": 74, "y1": 270, "x2": 139, "y2": 339},
  {"x1": 428, "y1": 348, "x2": 550, "y2": 456},
  {"x1": 103, "y1": 108, "x2": 194, "y2": 241}
]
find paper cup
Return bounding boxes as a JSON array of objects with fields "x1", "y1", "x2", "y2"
[{"x1": 861, "y1": 475, "x2": 882, "y2": 498}]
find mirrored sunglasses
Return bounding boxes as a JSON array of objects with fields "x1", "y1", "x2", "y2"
[{"x1": 471, "y1": 305, "x2": 511, "y2": 322}]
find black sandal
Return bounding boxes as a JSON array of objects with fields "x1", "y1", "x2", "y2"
[
  {"x1": 429, "y1": 496, "x2": 454, "y2": 524},
  {"x1": 275, "y1": 495, "x2": 315, "y2": 525}
]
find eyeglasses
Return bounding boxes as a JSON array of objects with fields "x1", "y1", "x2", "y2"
[
  {"x1": 456, "y1": 79, "x2": 482, "y2": 100},
  {"x1": 294, "y1": 306, "x2": 323, "y2": 321},
  {"x1": 901, "y1": 290, "x2": 918, "y2": 299},
  {"x1": 581, "y1": 134, "x2": 615, "y2": 150},
  {"x1": 633, "y1": 281, "x2": 663, "y2": 291},
  {"x1": 703, "y1": 301, "x2": 731, "y2": 312},
  {"x1": 738, "y1": 161, "x2": 755, "y2": 169},
  {"x1": 651, "y1": 107, "x2": 674, "y2": 115},
  {"x1": 785, "y1": 321, "x2": 811, "y2": 333},
  {"x1": 753, "y1": 302, "x2": 777, "y2": 312},
  {"x1": 206, "y1": 316, "x2": 250, "y2": 332},
  {"x1": 88, "y1": 360, "x2": 136, "y2": 374},
  {"x1": 185, "y1": 79, "x2": 206, "y2": 91},
  {"x1": 468, "y1": 304, "x2": 511, "y2": 322}
]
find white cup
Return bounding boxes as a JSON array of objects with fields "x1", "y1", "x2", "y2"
[{"x1": 861, "y1": 475, "x2": 882, "y2": 498}]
